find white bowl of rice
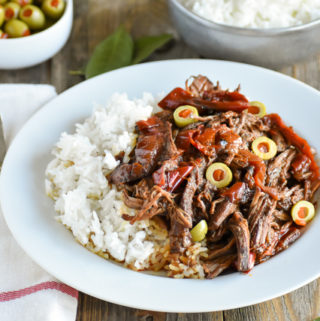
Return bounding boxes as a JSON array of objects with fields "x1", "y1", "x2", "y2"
[{"x1": 168, "y1": 0, "x2": 320, "y2": 68}]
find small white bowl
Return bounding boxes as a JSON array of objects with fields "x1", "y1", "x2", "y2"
[{"x1": 0, "y1": 0, "x2": 73, "y2": 70}]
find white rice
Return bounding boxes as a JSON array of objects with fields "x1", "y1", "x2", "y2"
[
  {"x1": 45, "y1": 92, "x2": 167, "y2": 270},
  {"x1": 180, "y1": 0, "x2": 320, "y2": 28}
]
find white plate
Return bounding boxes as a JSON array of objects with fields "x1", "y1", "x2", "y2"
[{"x1": 1, "y1": 59, "x2": 320, "y2": 312}]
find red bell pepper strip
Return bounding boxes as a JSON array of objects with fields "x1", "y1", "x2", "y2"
[
  {"x1": 222, "y1": 182, "x2": 246, "y2": 203},
  {"x1": 175, "y1": 129, "x2": 197, "y2": 151},
  {"x1": 264, "y1": 113, "x2": 320, "y2": 181},
  {"x1": 175, "y1": 126, "x2": 217, "y2": 156},
  {"x1": 167, "y1": 166, "x2": 194, "y2": 192},
  {"x1": 153, "y1": 165, "x2": 194, "y2": 193},
  {"x1": 238, "y1": 149, "x2": 279, "y2": 200},
  {"x1": 158, "y1": 87, "x2": 250, "y2": 114},
  {"x1": 190, "y1": 127, "x2": 217, "y2": 156}
]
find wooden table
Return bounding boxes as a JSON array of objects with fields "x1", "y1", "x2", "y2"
[{"x1": 2, "y1": 0, "x2": 320, "y2": 320}]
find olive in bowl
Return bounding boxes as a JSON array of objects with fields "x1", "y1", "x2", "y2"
[
  {"x1": 19, "y1": 4, "x2": 45, "y2": 30},
  {"x1": 4, "y1": 2, "x2": 20, "y2": 21},
  {"x1": 4, "y1": 18, "x2": 30, "y2": 37},
  {"x1": 42, "y1": 0, "x2": 65, "y2": 19},
  {"x1": 0, "y1": 0, "x2": 72, "y2": 69}
]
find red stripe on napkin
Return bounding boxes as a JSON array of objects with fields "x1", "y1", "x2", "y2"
[{"x1": 0, "y1": 281, "x2": 78, "y2": 302}]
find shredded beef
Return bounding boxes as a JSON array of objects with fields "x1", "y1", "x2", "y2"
[
  {"x1": 203, "y1": 255, "x2": 237, "y2": 278},
  {"x1": 275, "y1": 227, "x2": 301, "y2": 253},
  {"x1": 122, "y1": 189, "x2": 143, "y2": 209},
  {"x1": 206, "y1": 238, "x2": 236, "y2": 260},
  {"x1": 227, "y1": 212, "x2": 251, "y2": 272},
  {"x1": 169, "y1": 207, "x2": 192, "y2": 253},
  {"x1": 209, "y1": 199, "x2": 237, "y2": 229}
]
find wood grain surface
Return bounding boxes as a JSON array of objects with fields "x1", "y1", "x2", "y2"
[{"x1": 1, "y1": 0, "x2": 320, "y2": 320}]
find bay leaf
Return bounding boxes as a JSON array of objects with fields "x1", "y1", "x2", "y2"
[
  {"x1": 132, "y1": 34, "x2": 173, "y2": 65},
  {"x1": 85, "y1": 26, "x2": 134, "y2": 79}
]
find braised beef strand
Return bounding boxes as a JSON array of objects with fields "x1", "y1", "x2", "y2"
[
  {"x1": 109, "y1": 75, "x2": 319, "y2": 279},
  {"x1": 110, "y1": 113, "x2": 177, "y2": 184},
  {"x1": 227, "y1": 212, "x2": 252, "y2": 272}
]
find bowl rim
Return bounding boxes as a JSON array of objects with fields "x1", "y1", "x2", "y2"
[
  {"x1": 169, "y1": 0, "x2": 320, "y2": 34},
  {"x1": 0, "y1": 0, "x2": 72, "y2": 42}
]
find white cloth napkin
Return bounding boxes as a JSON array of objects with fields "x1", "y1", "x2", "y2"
[{"x1": 0, "y1": 85, "x2": 78, "y2": 321}]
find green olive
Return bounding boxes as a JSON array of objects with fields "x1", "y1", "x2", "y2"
[
  {"x1": 0, "y1": 28, "x2": 8, "y2": 38},
  {"x1": 173, "y1": 105, "x2": 199, "y2": 128},
  {"x1": 4, "y1": 2, "x2": 20, "y2": 20},
  {"x1": 4, "y1": 18, "x2": 30, "y2": 37},
  {"x1": 251, "y1": 136, "x2": 277, "y2": 160},
  {"x1": 247, "y1": 101, "x2": 267, "y2": 118},
  {"x1": 41, "y1": 0, "x2": 65, "y2": 19},
  {"x1": 206, "y1": 162, "x2": 233, "y2": 188},
  {"x1": 0, "y1": 5, "x2": 4, "y2": 27},
  {"x1": 12, "y1": 0, "x2": 33, "y2": 5},
  {"x1": 19, "y1": 4, "x2": 45, "y2": 29},
  {"x1": 190, "y1": 220, "x2": 208, "y2": 242},
  {"x1": 291, "y1": 200, "x2": 315, "y2": 226}
]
